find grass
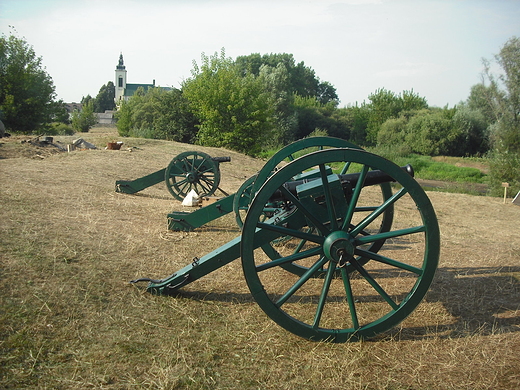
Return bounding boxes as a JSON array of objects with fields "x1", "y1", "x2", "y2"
[
  {"x1": 260, "y1": 141, "x2": 489, "y2": 193},
  {"x1": 385, "y1": 154, "x2": 487, "y2": 183},
  {"x1": 1, "y1": 128, "x2": 519, "y2": 389}
]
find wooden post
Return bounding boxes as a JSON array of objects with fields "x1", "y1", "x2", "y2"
[{"x1": 502, "y1": 182, "x2": 510, "y2": 203}]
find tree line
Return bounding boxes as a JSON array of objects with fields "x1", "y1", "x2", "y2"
[
  {"x1": 0, "y1": 29, "x2": 117, "y2": 134},
  {"x1": 1, "y1": 31, "x2": 518, "y2": 194},
  {"x1": 115, "y1": 49, "x2": 493, "y2": 159}
]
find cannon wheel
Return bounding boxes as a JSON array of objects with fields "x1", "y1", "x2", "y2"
[
  {"x1": 240, "y1": 148, "x2": 439, "y2": 342},
  {"x1": 233, "y1": 137, "x2": 393, "y2": 276},
  {"x1": 165, "y1": 151, "x2": 220, "y2": 201}
]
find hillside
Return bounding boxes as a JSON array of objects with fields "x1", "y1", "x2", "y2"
[{"x1": 1, "y1": 127, "x2": 519, "y2": 389}]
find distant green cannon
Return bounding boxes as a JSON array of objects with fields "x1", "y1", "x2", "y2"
[
  {"x1": 167, "y1": 137, "x2": 366, "y2": 231},
  {"x1": 115, "y1": 151, "x2": 230, "y2": 201},
  {"x1": 132, "y1": 140, "x2": 440, "y2": 342}
]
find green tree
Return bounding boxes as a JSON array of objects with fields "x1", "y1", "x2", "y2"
[
  {"x1": 50, "y1": 99, "x2": 70, "y2": 124},
  {"x1": 377, "y1": 115, "x2": 408, "y2": 149},
  {"x1": 115, "y1": 87, "x2": 154, "y2": 138},
  {"x1": 365, "y1": 88, "x2": 428, "y2": 144},
  {"x1": 81, "y1": 94, "x2": 93, "y2": 106},
  {"x1": 485, "y1": 37, "x2": 520, "y2": 152},
  {"x1": 292, "y1": 95, "x2": 349, "y2": 140},
  {"x1": 115, "y1": 99, "x2": 134, "y2": 136},
  {"x1": 466, "y1": 83, "x2": 501, "y2": 126},
  {"x1": 452, "y1": 105, "x2": 489, "y2": 155},
  {"x1": 71, "y1": 100, "x2": 96, "y2": 132},
  {"x1": 258, "y1": 62, "x2": 297, "y2": 146},
  {"x1": 336, "y1": 104, "x2": 371, "y2": 146},
  {"x1": 0, "y1": 32, "x2": 58, "y2": 133},
  {"x1": 377, "y1": 107, "x2": 476, "y2": 157},
  {"x1": 480, "y1": 36, "x2": 520, "y2": 194},
  {"x1": 153, "y1": 88, "x2": 198, "y2": 143},
  {"x1": 235, "y1": 53, "x2": 338, "y2": 105},
  {"x1": 183, "y1": 49, "x2": 272, "y2": 156},
  {"x1": 93, "y1": 81, "x2": 116, "y2": 113},
  {"x1": 403, "y1": 108, "x2": 460, "y2": 156},
  {"x1": 116, "y1": 87, "x2": 198, "y2": 142}
]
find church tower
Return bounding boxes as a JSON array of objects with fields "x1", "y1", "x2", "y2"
[{"x1": 115, "y1": 53, "x2": 127, "y2": 103}]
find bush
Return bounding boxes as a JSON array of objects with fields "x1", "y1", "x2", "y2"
[
  {"x1": 46, "y1": 122, "x2": 74, "y2": 135},
  {"x1": 71, "y1": 101, "x2": 96, "y2": 132},
  {"x1": 488, "y1": 149, "x2": 520, "y2": 196}
]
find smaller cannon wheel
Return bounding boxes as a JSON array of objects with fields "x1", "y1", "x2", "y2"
[
  {"x1": 165, "y1": 151, "x2": 220, "y2": 201},
  {"x1": 233, "y1": 175, "x2": 257, "y2": 228}
]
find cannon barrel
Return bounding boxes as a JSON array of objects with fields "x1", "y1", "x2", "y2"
[
  {"x1": 270, "y1": 164, "x2": 414, "y2": 201},
  {"x1": 211, "y1": 156, "x2": 231, "y2": 163}
]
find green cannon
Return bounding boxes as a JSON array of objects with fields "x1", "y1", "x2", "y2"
[
  {"x1": 115, "y1": 151, "x2": 231, "y2": 201},
  {"x1": 132, "y1": 140, "x2": 440, "y2": 342},
  {"x1": 167, "y1": 137, "x2": 366, "y2": 231}
]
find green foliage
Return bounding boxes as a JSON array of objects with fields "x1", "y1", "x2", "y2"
[
  {"x1": 404, "y1": 108, "x2": 461, "y2": 156},
  {"x1": 476, "y1": 36, "x2": 520, "y2": 194},
  {"x1": 47, "y1": 122, "x2": 75, "y2": 135},
  {"x1": 365, "y1": 88, "x2": 428, "y2": 144},
  {"x1": 466, "y1": 83, "x2": 500, "y2": 126},
  {"x1": 377, "y1": 115, "x2": 408, "y2": 147},
  {"x1": 183, "y1": 49, "x2": 272, "y2": 156},
  {"x1": 290, "y1": 95, "x2": 351, "y2": 141},
  {"x1": 452, "y1": 105, "x2": 489, "y2": 155},
  {"x1": 93, "y1": 81, "x2": 116, "y2": 113},
  {"x1": 71, "y1": 101, "x2": 96, "y2": 132},
  {"x1": 50, "y1": 100, "x2": 71, "y2": 124},
  {"x1": 376, "y1": 106, "x2": 485, "y2": 157},
  {"x1": 116, "y1": 87, "x2": 198, "y2": 142},
  {"x1": 258, "y1": 62, "x2": 297, "y2": 147},
  {"x1": 151, "y1": 88, "x2": 199, "y2": 142},
  {"x1": 336, "y1": 104, "x2": 371, "y2": 146},
  {"x1": 108, "y1": 47, "x2": 508, "y2": 161},
  {"x1": 0, "y1": 31, "x2": 60, "y2": 133},
  {"x1": 235, "y1": 53, "x2": 338, "y2": 105},
  {"x1": 369, "y1": 148, "x2": 487, "y2": 184},
  {"x1": 488, "y1": 149, "x2": 520, "y2": 195},
  {"x1": 81, "y1": 94, "x2": 93, "y2": 106},
  {"x1": 113, "y1": 50, "x2": 345, "y2": 152}
]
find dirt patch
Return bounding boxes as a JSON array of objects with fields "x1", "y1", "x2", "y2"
[{"x1": 0, "y1": 135, "x2": 68, "y2": 159}]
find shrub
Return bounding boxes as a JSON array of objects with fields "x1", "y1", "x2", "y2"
[{"x1": 46, "y1": 122, "x2": 74, "y2": 135}]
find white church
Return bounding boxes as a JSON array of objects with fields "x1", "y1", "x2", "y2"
[{"x1": 114, "y1": 53, "x2": 170, "y2": 103}]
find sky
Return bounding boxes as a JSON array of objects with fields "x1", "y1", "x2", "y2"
[{"x1": 1, "y1": 0, "x2": 519, "y2": 107}]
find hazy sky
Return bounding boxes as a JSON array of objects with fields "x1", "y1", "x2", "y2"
[{"x1": 1, "y1": 0, "x2": 519, "y2": 107}]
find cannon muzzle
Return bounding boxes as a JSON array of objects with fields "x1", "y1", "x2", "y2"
[{"x1": 211, "y1": 156, "x2": 231, "y2": 163}]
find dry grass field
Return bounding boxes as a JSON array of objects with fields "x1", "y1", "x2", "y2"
[{"x1": 1, "y1": 127, "x2": 520, "y2": 389}]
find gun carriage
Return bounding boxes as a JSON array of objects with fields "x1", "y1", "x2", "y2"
[
  {"x1": 128, "y1": 138, "x2": 440, "y2": 342},
  {"x1": 115, "y1": 150, "x2": 231, "y2": 201}
]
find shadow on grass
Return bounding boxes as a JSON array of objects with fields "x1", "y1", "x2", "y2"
[
  {"x1": 403, "y1": 266, "x2": 520, "y2": 339},
  {"x1": 167, "y1": 266, "x2": 520, "y2": 341}
]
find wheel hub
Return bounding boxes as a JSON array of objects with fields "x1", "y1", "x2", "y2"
[
  {"x1": 186, "y1": 172, "x2": 197, "y2": 183},
  {"x1": 323, "y1": 230, "x2": 355, "y2": 265}
]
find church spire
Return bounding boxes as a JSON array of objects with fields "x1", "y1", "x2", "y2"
[
  {"x1": 115, "y1": 53, "x2": 127, "y2": 103},
  {"x1": 116, "y1": 53, "x2": 125, "y2": 70}
]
